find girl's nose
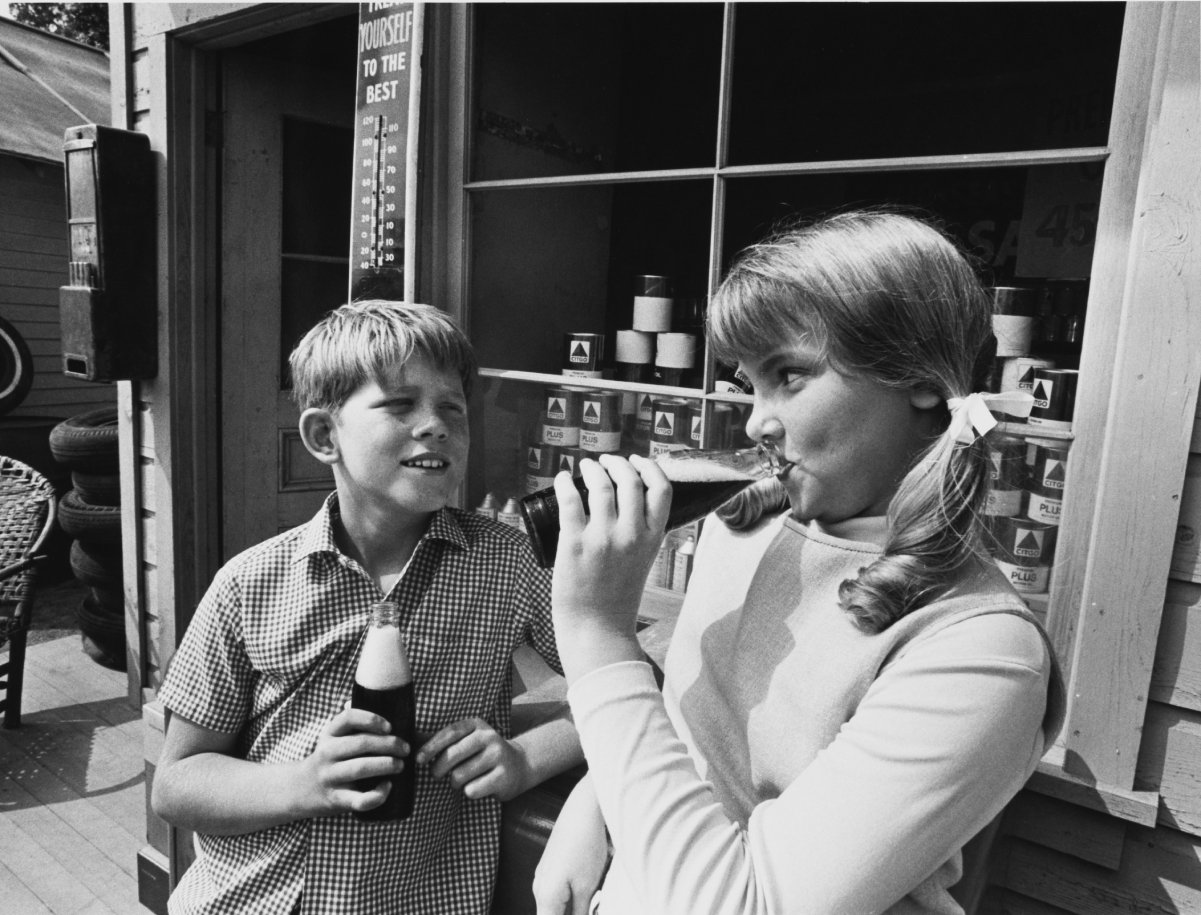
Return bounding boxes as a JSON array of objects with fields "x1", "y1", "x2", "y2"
[{"x1": 744, "y1": 399, "x2": 784, "y2": 445}]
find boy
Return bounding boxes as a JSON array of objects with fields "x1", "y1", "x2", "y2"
[{"x1": 153, "y1": 301, "x2": 581, "y2": 914}]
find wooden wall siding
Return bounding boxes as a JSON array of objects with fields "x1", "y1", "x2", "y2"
[
  {"x1": 984, "y1": 890, "x2": 1075, "y2": 915},
  {"x1": 1153, "y1": 583, "x2": 1201, "y2": 710},
  {"x1": 1002, "y1": 794, "x2": 1126, "y2": 871},
  {"x1": 1136, "y1": 703, "x2": 1201, "y2": 837},
  {"x1": 999, "y1": 825, "x2": 1201, "y2": 915},
  {"x1": 0, "y1": 155, "x2": 115, "y2": 419}
]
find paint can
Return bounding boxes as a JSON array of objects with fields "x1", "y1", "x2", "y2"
[
  {"x1": 579, "y1": 391, "x2": 623, "y2": 454},
  {"x1": 984, "y1": 434, "x2": 1026, "y2": 517},
  {"x1": 1027, "y1": 368, "x2": 1079, "y2": 432},
  {"x1": 525, "y1": 443, "x2": 579, "y2": 493},
  {"x1": 684, "y1": 400, "x2": 703, "y2": 450},
  {"x1": 997, "y1": 356, "x2": 1056, "y2": 422},
  {"x1": 541, "y1": 386, "x2": 583, "y2": 447},
  {"x1": 653, "y1": 332, "x2": 697, "y2": 386},
  {"x1": 648, "y1": 398, "x2": 690, "y2": 457},
  {"x1": 990, "y1": 516, "x2": 1056, "y2": 593},
  {"x1": 990, "y1": 286, "x2": 1038, "y2": 358},
  {"x1": 710, "y1": 403, "x2": 738, "y2": 450},
  {"x1": 562, "y1": 333, "x2": 605, "y2": 379},
  {"x1": 632, "y1": 275, "x2": 673, "y2": 333}
]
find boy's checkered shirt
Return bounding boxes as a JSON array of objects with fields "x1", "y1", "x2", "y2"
[{"x1": 158, "y1": 495, "x2": 559, "y2": 914}]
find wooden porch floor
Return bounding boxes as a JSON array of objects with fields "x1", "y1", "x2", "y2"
[{"x1": 0, "y1": 634, "x2": 154, "y2": 914}]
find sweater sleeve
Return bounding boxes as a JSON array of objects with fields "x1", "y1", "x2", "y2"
[{"x1": 567, "y1": 612, "x2": 1050, "y2": 915}]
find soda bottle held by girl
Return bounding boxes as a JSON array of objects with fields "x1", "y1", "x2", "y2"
[{"x1": 519, "y1": 441, "x2": 790, "y2": 567}]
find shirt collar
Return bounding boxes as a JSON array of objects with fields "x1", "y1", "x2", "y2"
[{"x1": 293, "y1": 493, "x2": 471, "y2": 564}]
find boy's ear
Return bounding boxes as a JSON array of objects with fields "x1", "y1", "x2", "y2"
[
  {"x1": 299, "y1": 408, "x2": 340, "y2": 465},
  {"x1": 910, "y1": 387, "x2": 942, "y2": 410}
]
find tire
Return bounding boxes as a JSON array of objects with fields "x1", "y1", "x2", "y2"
[
  {"x1": 70, "y1": 538, "x2": 122, "y2": 588},
  {"x1": 77, "y1": 595, "x2": 126, "y2": 671},
  {"x1": 71, "y1": 470, "x2": 121, "y2": 506},
  {"x1": 49, "y1": 408, "x2": 119, "y2": 472},
  {"x1": 0, "y1": 315, "x2": 34, "y2": 416},
  {"x1": 90, "y1": 584, "x2": 124, "y2": 611},
  {"x1": 59, "y1": 490, "x2": 121, "y2": 540}
]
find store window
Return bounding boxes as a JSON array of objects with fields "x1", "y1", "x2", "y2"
[{"x1": 456, "y1": 2, "x2": 1124, "y2": 621}]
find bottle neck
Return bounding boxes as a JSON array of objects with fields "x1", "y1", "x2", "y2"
[{"x1": 369, "y1": 600, "x2": 401, "y2": 627}]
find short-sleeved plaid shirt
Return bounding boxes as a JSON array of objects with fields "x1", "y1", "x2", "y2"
[{"x1": 158, "y1": 495, "x2": 559, "y2": 915}]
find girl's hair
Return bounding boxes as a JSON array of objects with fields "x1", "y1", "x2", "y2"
[
  {"x1": 709, "y1": 210, "x2": 996, "y2": 633},
  {"x1": 289, "y1": 300, "x2": 478, "y2": 412}
]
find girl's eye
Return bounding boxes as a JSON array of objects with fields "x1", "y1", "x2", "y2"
[{"x1": 781, "y1": 367, "x2": 811, "y2": 386}]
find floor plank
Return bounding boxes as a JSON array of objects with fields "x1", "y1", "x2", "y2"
[{"x1": 0, "y1": 635, "x2": 155, "y2": 915}]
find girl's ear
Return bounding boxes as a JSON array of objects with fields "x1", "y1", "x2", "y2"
[
  {"x1": 910, "y1": 388, "x2": 942, "y2": 410},
  {"x1": 299, "y1": 408, "x2": 340, "y2": 465}
]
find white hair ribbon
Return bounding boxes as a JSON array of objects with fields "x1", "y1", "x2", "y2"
[{"x1": 945, "y1": 391, "x2": 1035, "y2": 444}]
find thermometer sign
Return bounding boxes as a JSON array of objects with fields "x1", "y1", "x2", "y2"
[{"x1": 349, "y1": 2, "x2": 420, "y2": 301}]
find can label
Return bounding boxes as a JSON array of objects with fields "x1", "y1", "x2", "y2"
[
  {"x1": 995, "y1": 559, "x2": 1050, "y2": 593},
  {"x1": 526, "y1": 473, "x2": 555, "y2": 494},
  {"x1": 546, "y1": 388, "x2": 582, "y2": 423},
  {"x1": 1028, "y1": 369, "x2": 1079, "y2": 431},
  {"x1": 580, "y1": 429, "x2": 622, "y2": 452},
  {"x1": 542, "y1": 423, "x2": 579, "y2": 447},
  {"x1": 987, "y1": 436, "x2": 1027, "y2": 487},
  {"x1": 992, "y1": 516, "x2": 1057, "y2": 563},
  {"x1": 687, "y1": 403, "x2": 702, "y2": 447},
  {"x1": 1028, "y1": 441, "x2": 1069, "y2": 493},
  {"x1": 984, "y1": 487, "x2": 1023, "y2": 517},
  {"x1": 1025, "y1": 492, "x2": 1063, "y2": 526},
  {"x1": 564, "y1": 333, "x2": 604, "y2": 371},
  {"x1": 649, "y1": 399, "x2": 690, "y2": 456}
]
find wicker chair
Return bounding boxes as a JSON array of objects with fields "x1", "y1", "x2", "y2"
[{"x1": 0, "y1": 455, "x2": 58, "y2": 728}]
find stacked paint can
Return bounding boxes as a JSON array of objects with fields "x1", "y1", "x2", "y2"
[
  {"x1": 540, "y1": 386, "x2": 583, "y2": 448},
  {"x1": 615, "y1": 329, "x2": 655, "y2": 443},
  {"x1": 562, "y1": 332, "x2": 605, "y2": 379},
  {"x1": 983, "y1": 433, "x2": 1071, "y2": 596},
  {"x1": 526, "y1": 441, "x2": 579, "y2": 493},
  {"x1": 579, "y1": 390, "x2": 623, "y2": 455},
  {"x1": 648, "y1": 398, "x2": 694, "y2": 457},
  {"x1": 1028, "y1": 368, "x2": 1079, "y2": 432}
]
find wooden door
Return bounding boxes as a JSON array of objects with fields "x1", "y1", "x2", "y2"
[{"x1": 220, "y1": 49, "x2": 355, "y2": 559}]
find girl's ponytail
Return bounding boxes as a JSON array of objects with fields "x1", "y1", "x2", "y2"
[{"x1": 838, "y1": 428, "x2": 992, "y2": 632}]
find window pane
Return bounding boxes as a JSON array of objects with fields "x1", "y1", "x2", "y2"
[
  {"x1": 721, "y1": 163, "x2": 1103, "y2": 286},
  {"x1": 469, "y1": 181, "x2": 712, "y2": 373},
  {"x1": 283, "y1": 117, "x2": 353, "y2": 256},
  {"x1": 471, "y1": 3, "x2": 723, "y2": 181},
  {"x1": 730, "y1": 3, "x2": 1125, "y2": 165}
]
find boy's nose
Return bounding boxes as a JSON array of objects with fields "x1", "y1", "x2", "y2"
[{"x1": 414, "y1": 413, "x2": 450, "y2": 441}]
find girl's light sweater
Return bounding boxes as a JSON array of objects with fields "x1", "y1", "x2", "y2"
[{"x1": 569, "y1": 512, "x2": 1062, "y2": 915}]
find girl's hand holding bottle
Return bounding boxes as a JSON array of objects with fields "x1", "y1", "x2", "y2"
[{"x1": 551, "y1": 453, "x2": 671, "y2": 682}]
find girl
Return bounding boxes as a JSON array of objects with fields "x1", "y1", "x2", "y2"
[{"x1": 534, "y1": 211, "x2": 1064, "y2": 915}]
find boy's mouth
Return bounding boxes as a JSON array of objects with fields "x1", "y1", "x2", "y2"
[{"x1": 402, "y1": 455, "x2": 450, "y2": 470}]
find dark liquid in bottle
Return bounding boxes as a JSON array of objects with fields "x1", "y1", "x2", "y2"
[
  {"x1": 520, "y1": 475, "x2": 755, "y2": 568},
  {"x1": 351, "y1": 681, "x2": 416, "y2": 821}
]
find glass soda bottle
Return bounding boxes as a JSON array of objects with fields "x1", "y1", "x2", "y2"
[
  {"x1": 518, "y1": 441, "x2": 789, "y2": 568},
  {"x1": 352, "y1": 600, "x2": 416, "y2": 821}
]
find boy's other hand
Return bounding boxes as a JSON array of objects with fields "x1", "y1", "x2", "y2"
[
  {"x1": 417, "y1": 717, "x2": 530, "y2": 802},
  {"x1": 303, "y1": 708, "x2": 409, "y2": 816}
]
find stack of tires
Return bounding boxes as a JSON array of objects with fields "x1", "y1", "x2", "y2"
[{"x1": 49, "y1": 408, "x2": 126, "y2": 671}]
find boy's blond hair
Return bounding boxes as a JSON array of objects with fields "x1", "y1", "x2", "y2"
[{"x1": 289, "y1": 300, "x2": 478, "y2": 411}]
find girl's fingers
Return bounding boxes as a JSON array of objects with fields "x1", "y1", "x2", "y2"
[
  {"x1": 553, "y1": 468, "x2": 588, "y2": 533},
  {"x1": 578, "y1": 458, "x2": 617, "y2": 523},
  {"x1": 597, "y1": 454, "x2": 646, "y2": 532},
  {"x1": 630, "y1": 453, "x2": 671, "y2": 532}
]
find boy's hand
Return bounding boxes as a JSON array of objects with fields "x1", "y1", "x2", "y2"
[
  {"x1": 417, "y1": 717, "x2": 530, "y2": 802},
  {"x1": 302, "y1": 707, "x2": 409, "y2": 816}
]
